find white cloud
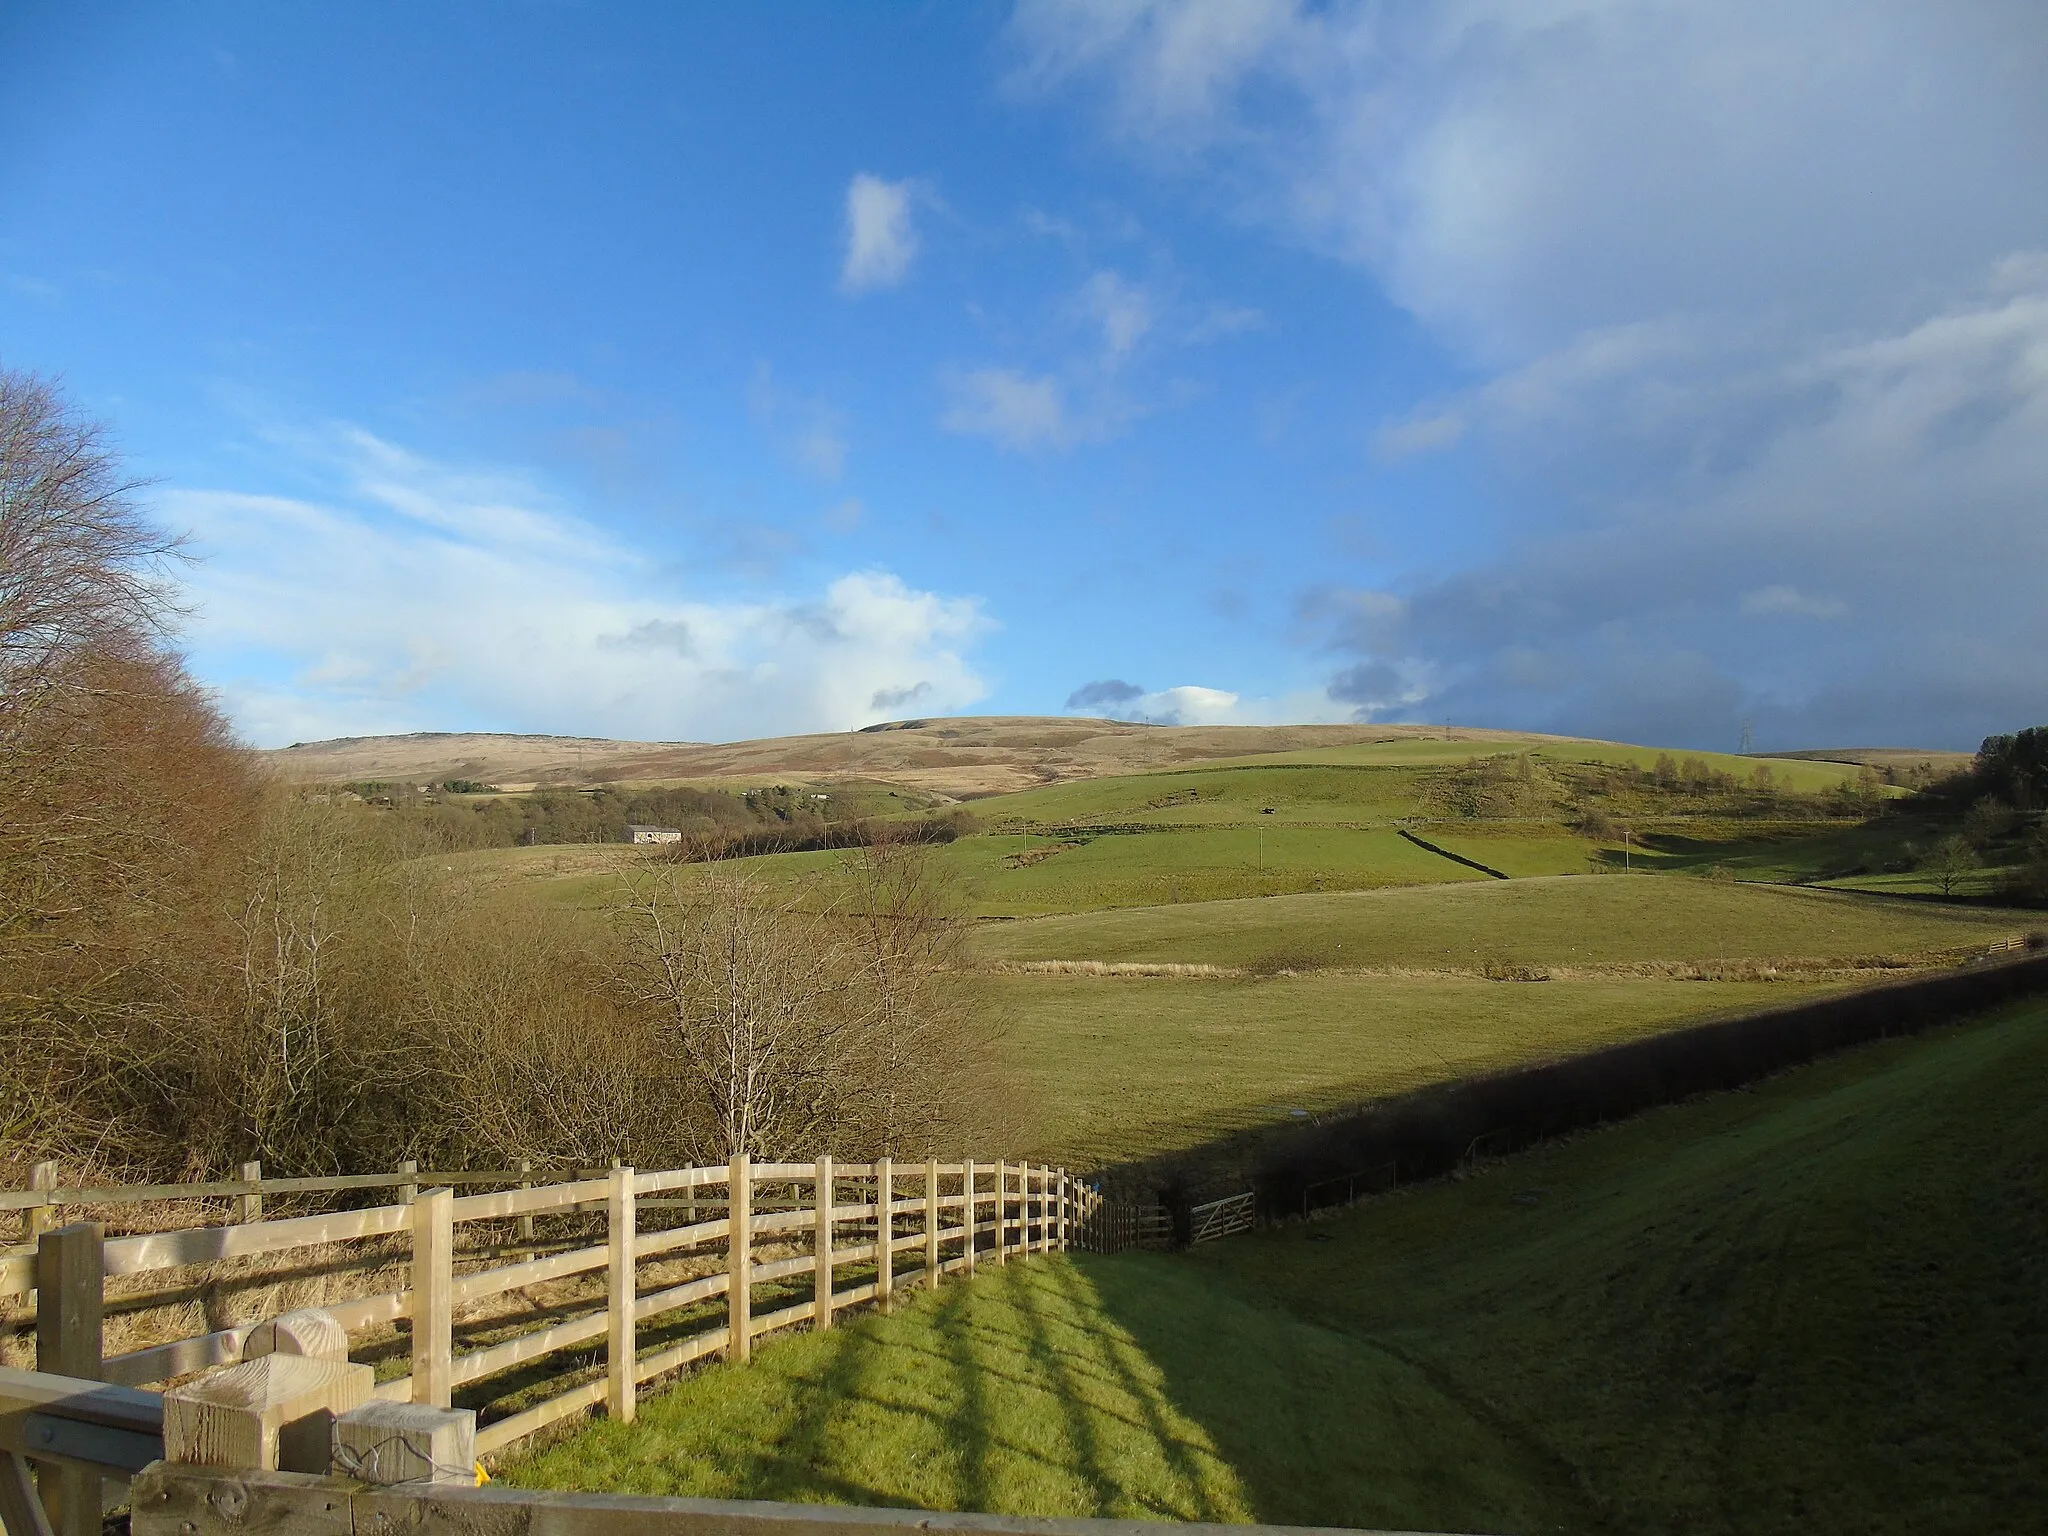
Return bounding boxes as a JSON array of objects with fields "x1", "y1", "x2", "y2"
[
  {"x1": 1374, "y1": 410, "x2": 1464, "y2": 460},
  {"x1": 1064, "y1": 679, "x2": 1350, "y2": 727},
  {"x1": 939, "y1": 368, "x2": 1072, "y2": 451},
  {"x1": 747, "y1": 363, "x2": 849, "y2": 480},
  {"x1": 168, "y1": 429, "x2": 989, "y2": 747},
  {"x1": 840, "y1": 173, "x2": 920, "y2": 293},
  {"x1": 1012, "y1": 1, "x2": 2048, "y2": 363},
  {"x1": 1078, "y1": 270, "x2": 1156, "y2": 363}
]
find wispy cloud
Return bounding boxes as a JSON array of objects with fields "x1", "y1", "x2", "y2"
[
  {"x1": 1078, "y1": 269, "x2": 1155, "y2": 364},
  {"x1": 168, "y1": 427, "x2": 989, "y2": 746},
  {"x1": 840, "y1": 173, "x2": 920, "y2": 293},
  {"x1": 747, "y1": 363, "x2": 849, "y2": 479},
  {"x1": 939, "y1": 367, "x2": 1073, "y2": 452},
  {"x1": 1062, "y1": 676, "x2": 1346, "y2": 727}
]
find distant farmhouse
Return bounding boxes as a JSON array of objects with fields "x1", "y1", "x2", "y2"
[{"x1": 625, "y1": 824, "x2": 683, "y2": 845}]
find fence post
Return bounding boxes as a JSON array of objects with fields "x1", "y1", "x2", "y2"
[
  {"x1": 875, "y1": 1157, "x2": 893, "y2": 1312},
  {"x1": 35, "y1": 1222, "x2": 102, "y2": 1536},
  {"x1": 397, "y1": 1159, "x2": 419, "y2": 1206},
  {"x1": 961, "y1": 1159, "x2": 976, "y2": 1276},
  {"x1": 924, "y1": 1159, "x2": 941, "y2": 1287},
  {"x1": 517, "y1": 1158, "x2": 535, "y2": 1258},
  {"x1": 237, "y1": 1161, "x2": 262, "y2": 1226},
  {"x1": 727, "y1": 1155, "x2": 751, "y2": 1364},
  {"x1": 25, "y1": 1160, "x2": 57, "y2": 1242},
  {"x1": 813, "y1": 1156, "x2": 834, "y2": 1332},
  {"x1": 411, "y1": 1188, "x2": 453, "y2": 1409},
  {"x1": 1057, "y1": 1169, "x2": 1068, "y2": 1251},
  {"x1": 607, "y1": 1166, "x2": 635, "y2": 1424},
  {"x1": 993, "y1": 1162, "x2": 1007, "y2": 1265}
]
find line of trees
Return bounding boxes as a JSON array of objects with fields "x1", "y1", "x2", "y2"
[
  {"x1": 1422, "y1": 751, "x2": 1888, "y2": 827},
  {"x1": 0, "y1": 369, "x2": 1014, "y2": 1186},
  {"x1": 342, "y1": 779, "x2": 971, "y2": 853}
]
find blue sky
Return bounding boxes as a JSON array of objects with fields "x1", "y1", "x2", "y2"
[{"x1": 3, "y1": 2, "x2": 2045, "y2": 751}]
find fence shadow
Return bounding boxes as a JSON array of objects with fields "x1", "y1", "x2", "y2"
[{"x1": 1068, "y1": 1250, "x2": 1590, "y2": 1533}]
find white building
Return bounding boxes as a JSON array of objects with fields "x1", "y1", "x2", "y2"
[{"x1": 624, "y1": 824, "x2": 683, "y2": 845}]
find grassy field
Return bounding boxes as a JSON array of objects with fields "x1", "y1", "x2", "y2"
[
  {"x1": 995, "y1": 971, "x2": 1822, "y2": 1165},
  {"x1": 975, "y1": 875, "x2": 2030, "y2": 972},
  {"x1": 506, "y1": 997, "x2": 2048, "y2": 1535},
  {"x1": 460, "y1": 821, "x2": 1498, "y2": 917}
]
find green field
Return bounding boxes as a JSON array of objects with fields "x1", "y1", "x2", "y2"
[
  {"x1": 997, "y1": 971, "x2": 1821, "y2": 1165},
  {"x1": 983, "y1": 878, "x2": 2030, "y2": 1163},
  {"x1": 975, "y1": 875, "x2": 2028, "y2": 972},
  {"x1": 507, "y1": 998, "x2": 2048, "y2": 1535}
]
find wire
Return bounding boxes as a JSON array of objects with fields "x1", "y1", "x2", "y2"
[{"x1": 330, "y1": 1433, "x2": 478, "y2": 1486}]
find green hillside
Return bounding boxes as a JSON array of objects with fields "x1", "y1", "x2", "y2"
[{"x1": 508, "y1": 996, "x2": 2048, "y2": 1535}]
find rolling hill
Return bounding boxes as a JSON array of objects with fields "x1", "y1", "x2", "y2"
[{"x1": 265, "y1": 717, "x2": 1595, "y2": 799}]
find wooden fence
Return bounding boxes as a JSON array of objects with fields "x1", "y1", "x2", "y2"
[
  {"x1": 1068, "y1": 1198, "x2": 1171, "y2": 1254},
  {"x1": 2, "y1": 1156, "x2": 1111, "y2": 1462}
]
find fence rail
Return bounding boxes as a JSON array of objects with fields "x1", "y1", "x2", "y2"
[{"x1": 4, "y1": 1153, "x2": 1087, "y2": 1495}]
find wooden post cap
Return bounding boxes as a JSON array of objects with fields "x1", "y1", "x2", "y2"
[
  {"x1": 331, "y1": 1401, "x2": 478, "y2": 1486},
  {"x1": 243, "y1": 1308, "x2": 350, "y2": 1364},
  {"x1": 164, "y1": 1355, "x2": 373, "y2": 1473}
]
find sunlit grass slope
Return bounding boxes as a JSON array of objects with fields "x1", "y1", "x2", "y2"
[
  {"x1": 508, "y1": 1001, "x2": 2048, "y2": 1535},
  {"x1": 975, "y1": 874, "x2": 2029, "y2": 972}
]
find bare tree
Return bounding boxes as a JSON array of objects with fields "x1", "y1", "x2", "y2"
[
  {"x1": 0, "y1": 369, "x2": 179, "y2": 724},
  {"x1": 612, "y1": 862, "x2": 851, "y2": 1160},
  {"x1": 1926, "y1": 834, "x2": 1979, "y2": 899},
  {"x1": 608, "y1": 841, "x2": 1014, "y2": 1162}
]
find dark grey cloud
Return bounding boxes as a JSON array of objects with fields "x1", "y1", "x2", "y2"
[
  {"x1": 600, "y1": 618, "x2": 694, "y2": 657},
  {"x1": 1021, "y1": 1, "x2": 2048, "y2": 749},
  {"x1": 1065, "y1": 678, "x2": 1146, "y2": 710},
  {"x1": 870, "y1": 681, "x2": 931, "y2": 710},
  {"x1": 1326, "y1": 662, "x2": 1402, "y2": 708}
]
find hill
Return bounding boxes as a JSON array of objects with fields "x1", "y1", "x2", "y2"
[
  {"x1": 266, "y1": 718, "x2": 1591, "y2": 799},
  {"x1": 507, "y1": 995, "x2": 2048, "y2": 1534}
]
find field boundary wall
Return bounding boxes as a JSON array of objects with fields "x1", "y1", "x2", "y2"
[{"x1": 1131, "y1": 952, "x2": 2048, "y2": 1214}]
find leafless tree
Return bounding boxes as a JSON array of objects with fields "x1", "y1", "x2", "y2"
[
  {"x1": 0, "y1": 369, "x2": 180, "y2": 724},
  {"x1": 608, "y1": 840, "x2": 1012, "y2": 1162}
]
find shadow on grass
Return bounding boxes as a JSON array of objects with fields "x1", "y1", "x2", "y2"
[{"x1": 1069, "y1": 1249, "x2": 1591, "y2": 1535}]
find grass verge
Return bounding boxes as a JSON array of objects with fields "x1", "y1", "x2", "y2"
[{"x1": 509, "y1": 998, "x2": 2048, "y2": 1535}]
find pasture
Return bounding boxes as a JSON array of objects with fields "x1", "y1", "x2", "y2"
[
  {"x1": 973, "y1": 875, "x2": 2026, "y2": 972},
  {"x1": 506, "y1": 994, "x2": 2048, "y2": 1536},
  {"x1": 994, "y1": 971, "x2": 1822, "y2": 1166},
  {"x1": 450, "y1": 843, "x2": 2034, "y2": 1169}
]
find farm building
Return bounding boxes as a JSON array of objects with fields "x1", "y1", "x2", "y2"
[{"x1": 624, "y1": 823, "x2": 683, "y2": 845}]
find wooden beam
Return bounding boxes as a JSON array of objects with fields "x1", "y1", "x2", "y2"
[
  {"x1": 993, "y1": 1163, "x2": 1007, "y2": 1266},
  {"x1": 606, "y1": 1167, "x2": 635, "y2": 1425},
  {"x1": 410, "y1": 1190, "x2": 453, "y2": 1410},
  {"x1": 23, "y1": 1164, "x2": 57, "y2": 1245},
  {"x1": 924, "y1": 1160, "x2": 940, "y2": 1288},
  {"x1": 236, "y1": 1164, "x2": 262, "y2": 1227},
  {"x1": 961, "y1": 1161, "x2": 976, "y2": 1277},
  {"x1": 874, "y1": 1159, "x2": 893, "y2": 1312},
  {"x1": 726, "y1": 1157, "x2": 751, "y2": 1365},
  {"x1": 812, "y1": 1157, "x2": 833, "y2": 1332},
  {"x1": 162, "y1": 1355, "x2": 371, "y2": 1474},
  {"x1": 35, "y1": 1225, "x2": 101, "y2": 1536}
]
